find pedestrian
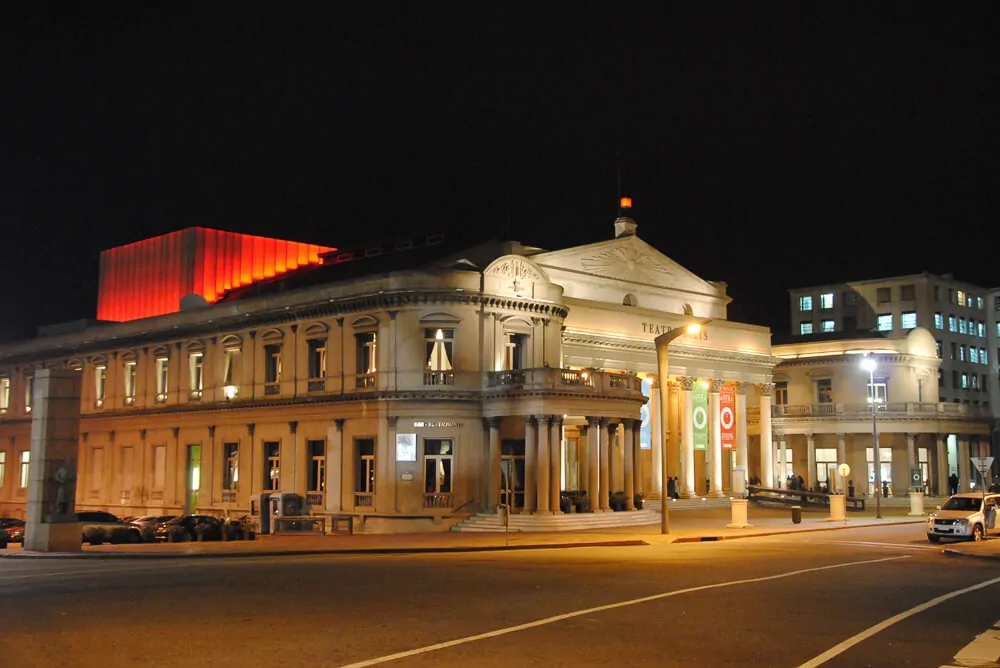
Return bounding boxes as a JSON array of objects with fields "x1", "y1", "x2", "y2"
[
  {"x1": 848, "y1": 480, "x2": 855, "y2": 498},
  {"x1": 666, "y1": 476, "x2": 676, "y2": 501},
  {"x1": 672, "y1": 477, "x2": 679, "y2": 500},
  {"x1": 948, "y1": 473, "x2": 959, "y2": 496}
]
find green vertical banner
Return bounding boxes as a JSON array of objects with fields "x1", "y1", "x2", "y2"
[{"x1": 692, "y1": 383, "x2": 708, "y2": 450}]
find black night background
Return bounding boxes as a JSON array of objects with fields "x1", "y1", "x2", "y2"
[{"x1": 2, "y1": 4, "x2": 998, "y2": 342}]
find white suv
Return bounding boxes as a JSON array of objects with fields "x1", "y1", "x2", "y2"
[{"x1": 927, "y1": 493, "x2": 998, "y2": 542}]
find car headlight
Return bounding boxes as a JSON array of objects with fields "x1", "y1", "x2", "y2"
[{"x1": 957, "y1": 519, "x2": 969, "y2": 526}]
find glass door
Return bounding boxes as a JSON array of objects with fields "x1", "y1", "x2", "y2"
[
  {"x1": 501, "y1": 439, "x2": 525, "y2": 510},
  {"x1": 185, "y1": 444, "x2": 201, "y2": 514}
]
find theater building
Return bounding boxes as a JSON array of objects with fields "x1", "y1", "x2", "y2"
[{"x1": 0, "y1": 210, "x2": 785, "y2": 532}]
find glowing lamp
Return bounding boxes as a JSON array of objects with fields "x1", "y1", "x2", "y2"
[
  {"x1": 686, "y1": 323, "x2": 702, "y2": 335},
  {"x1": 620, "y1": 197, "x2": 633, "y2": 209}
]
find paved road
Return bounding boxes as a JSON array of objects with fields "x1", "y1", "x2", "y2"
[{"x1": 2, "y1": 524, "x2": 999, "y2": 667}]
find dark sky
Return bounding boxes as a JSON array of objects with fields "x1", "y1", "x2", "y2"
[{"x1": 2, "y1": 4, "x2": 998, "y2": 342}]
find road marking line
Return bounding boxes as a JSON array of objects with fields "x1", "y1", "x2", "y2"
[
  {"x1": 819, "y1": 540, "x2": 940, "y2": 551},
  {"x1": 798, "y1": 576, "x2": 1000, "y2": 668},
  {"x1": 336, "y1": 555, "x2": 910, "y2": 668},
  {"x1": 942, "y1": 618, "x2": 1000, "y2": 668}
]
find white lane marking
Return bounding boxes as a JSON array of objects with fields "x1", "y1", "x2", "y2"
[
  {"x1": 819, "y1": 540, "x2": 940, "y2": 551},
  {"x1": 942, "y1": 619, "x2": 1000, "y2": 668},
  {"x1": 336, "y1": 555, "x2": 910, "y2": 668},
  {"x1": 0, "y1": 554, "x2": 301, "y2": 582},
  {"x1": 798, "y1": 576, "x2": 1000, "y2": 668}
]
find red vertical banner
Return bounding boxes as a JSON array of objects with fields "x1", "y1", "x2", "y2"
[{"x1": 720, "y1": 384, "x2": 736, "y2": 449}]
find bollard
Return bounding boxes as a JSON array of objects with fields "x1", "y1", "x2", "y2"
[
  {"x1": 791, "y1": 506, "x2": 802, "y2": 524},
  {"x1": 726, "y1": 498, "x2": 752, "y2": 529},
  {"x1": 908, "y1": 491, "x2": 925, "y2": 516},
  {"x1": 828, "y1": 494, "x2": 847, "y2": 522}
]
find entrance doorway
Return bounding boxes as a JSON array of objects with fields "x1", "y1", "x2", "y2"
[
  {"x1": 866, "y1": 446, "x2": 892, "y2": 496},
  {"x1": 501, "y1": 439, "x2": 525, "y2": 510},
  {"x1": 185, "y1": 444, "x2": 202, "y2": 514}
]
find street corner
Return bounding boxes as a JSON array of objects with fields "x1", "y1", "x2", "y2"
[{"x1": 941, "y1": 540, "x2": 1000, "y2": 563}]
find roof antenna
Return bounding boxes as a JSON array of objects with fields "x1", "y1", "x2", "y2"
[{"x1": 617, "y1": 153, "x2": 622, "y2": 217}]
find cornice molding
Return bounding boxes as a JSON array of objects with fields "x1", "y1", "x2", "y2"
[{"x1": 562, "y1": 334, "x2": 780, "y2": 368}]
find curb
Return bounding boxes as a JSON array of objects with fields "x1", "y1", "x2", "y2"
[
  {"x1": 672, "y1": 519, "x2": 926, "y2": 543},
  {"x1": 941, "y1": 546, "x2": 1000, "y2": 562},
  {"x1": 0, "y1": 539, "x2": 649, "y2": 560}
]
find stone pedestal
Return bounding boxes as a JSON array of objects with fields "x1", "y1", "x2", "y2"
[
  {"x1": 908, "y1": 491, "x2": 925, "y2": 516},
  {"x1": 24, "y1": 369, "x2": 82, "y2": 553},
  {"x1": 828, "y1": 494, "x2": 847, "y2": 522},
  {"x1": 726, "y1": 498, "x2": 752, "y2": 529}
]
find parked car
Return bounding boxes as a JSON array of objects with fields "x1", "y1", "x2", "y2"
[
  {"x1": 927, "y1": 493, "x2": 999, "y2": 542},
  {"x1": 78, "y1": 511, "x2": 143, "y2": 545},
  {"x1": 154, "y1": 515, "x2": 225, "y2": 542},
  {"x1": 129, "y1": 515, "x2": 179, "y2": 542},
  {"x1": 1, "y1": 518, "x2": 25, "y2": 544}
]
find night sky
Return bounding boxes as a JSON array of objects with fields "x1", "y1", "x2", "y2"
[{"x1": 3, "y1": 5, "x2": 998, "y2": 343}]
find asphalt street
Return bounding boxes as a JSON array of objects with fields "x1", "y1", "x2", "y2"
[{"x1": 2, "y1": 524, "x2": 999, "y2": 667}]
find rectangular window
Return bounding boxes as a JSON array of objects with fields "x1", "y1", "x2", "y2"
[
  {"x1": 424, "y1": 328, "x2": 455, "y2": 385},
  {"x1": 995, "y1": 296, "x2": 1000, "y2": 311},
  {"x1": 223, "y1": 443, "x2": 239, "y2": 490},
  {"x1": 957, "y1": 290, "x2": 966, "y2": 306},
  {"x1": 867, "y1": 377, "x2": 887, "y2": 405},
  {"x1": 355, "y1": 438, "x2": 376, "y2": 494},
  {"x1": 819, "y1": 293, "x2": 834, "y2": 309},
  {"x1": 876, "y1": 287, "x2": 891, "y2": 304},
  {"x1": 877, "y1": 314, "x2": 893, "y2": 332},
  {"x1": 223, "y1": 348, "x2": 241, "y2": 400},
  {"x1": 900, "y1": 284, "x2": 915, "y2": 301},
  {"x1": 799, "y1": 295, "x2": 813, "y2": 311},
  {"x1": 936, "y1": 341, "x2": 942, "y2": 359},
  {"x1": 934, "y1": 313, "x2": 943, "y2": 330},
  {"x1": 120, "y1": 446, "x2": 134, "y2": 499},
  {"x1": 815, "y1": 448, "x2": 838, "y2": 488},
  {"x1": 981, "y1": 348, "x2": 988, "y2": 365},
  {"x1": 960, "y1": 345, "x2": 967, "y2": 362},
  {"x1": 816, "y1": 378, "x2": 833, "y2": 404},
  {"x1": 95, "y1": 365, "x2": 107, "y2": 407},
  {"x1": 308, "y1": 440, "x2": 326, "y2": 493},
  {"x1": 24, "y1": 375, "x2": 32, "y2": 412},
  {"x1": 971, "y1": 374, "x2": 980, "y2": 390},
  {"x1": 800, "y1": 322, "x2": 814, "y2": 335},
  {"x1": 264, "y1": 344, "x2": 282, "y2": 389},
  {"x1": 155, "y1": 358, "x2": 169, "y2": 401},
  {"x1": 356, "y1": 332, "x2": 377, "y2": 388},
  {"x1": 967, "y1": 296, "x2": 975, "y2": 308},
  {"x1": 423, "y1": 438, "x2": 453, "y2": 495},
  {"x1": 123, "y1": 361, "x2": 137, "y2": 404},
  {"x1": 950, "y1": 315, "x2": 958, "y2": 332},
  {"x1": 504, "y1": 332, "x2": 530, "y2": 370},
  {"x1": 971, "y1": 347, "x2": 979, "y2": 364},
  {"x1": 152, "y1": 445, "x2": 166, "y2": 491},
  {"x1": 950, "y1": 342, "x2": 957, "y2": 360},
  {"x1": 774, "y1": 381, "x2": 788, "y2": 406},
  {"x1": 961, "y1": 373, "x2": 969, "y2": 389},
  {"x1": 820, "y1": 320, "x2": 835, "y2": 333},
  {"x1": 959, "y1": 318, "x2": 968, "y2": 335},
  {"x1": 188, "y1": 352, "x2": 204, "y2": 398},
  {"x1": 0, "y1": 376, "x2": 8, "y2": 412},
  {"x1": 265, "y1": 442, "x2": 280, "y2": 491},
  {"x1": 843, "y1": 292, "x2": 857, "y2": 307},
  {"x1": 901, "y1": 312, "x2": 917, "y2": 329},
  {"x1": 19, "y1": 451, "x2": 29, "y2": 488},
  {"x1": 978, "y1": 296, "x2": 985, "y2": 309},
  {"x1": 0, "y1": 451, "x2": 5, "y2": 487},
  {"x1": 307, "y1": 339, "x2": 327, "y2": 380},
  {"x1": 978, "y1": 321, "x2": 985, "y2": 338}
]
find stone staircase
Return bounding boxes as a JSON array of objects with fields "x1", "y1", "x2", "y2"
[{"x1": 453, "y1": 509, "x2": 660, "y2": 532}]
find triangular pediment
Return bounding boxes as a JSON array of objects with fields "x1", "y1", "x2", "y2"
[{"x1": 529, "y1": 235, "x2": 719, "y2": 294}]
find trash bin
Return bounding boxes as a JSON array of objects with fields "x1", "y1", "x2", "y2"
[{"x1": 791, "y1": 506, "x2": 802, "y2": 524}]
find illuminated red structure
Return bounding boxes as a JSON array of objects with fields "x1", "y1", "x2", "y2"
[{"x1": 96, "y1": 227, "x2": 335, "y2": 322}]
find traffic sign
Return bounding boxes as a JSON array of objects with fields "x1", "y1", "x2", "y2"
[{"x1": 970, "y1": 456, "x2": 994, "y2": 478}]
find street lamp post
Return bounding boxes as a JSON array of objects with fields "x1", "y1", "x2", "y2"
[
  {"x1": 861, "y1": 356, "x2": 882, "y2": 519},
  {"x1": 654, "y1": 321, "x2": 708, "y2": 534}
]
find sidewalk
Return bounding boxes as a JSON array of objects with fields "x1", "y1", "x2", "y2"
[{"x1": 2, "y1": 506, "x2": 998, "y2": 561}]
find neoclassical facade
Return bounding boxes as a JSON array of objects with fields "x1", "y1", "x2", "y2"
[
  {"x1": 0, "y1": 214, "x2": 783, "y2": 531},
  {"x1": 763, "y1": 328, "x2": 992, "y2": 496}
]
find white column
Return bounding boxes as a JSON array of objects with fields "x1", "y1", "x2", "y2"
[
  {"x1": 936, "y1": 435, "x2": 948, "y2": 496},
  {"x1": 958, "y1": 437, "x2": 971, "y2": 492},
  {"x1": 325, "y1": 419, "x2": 344, "y2": 512},
  {"x1": 609, "y1": 424, "x2": 621, "y2": 492},
  {"x1": 487, "y1": 418, "x2": 501, "y2": 509},
  {"x1": 523, "y1": 417, "x2": 537, "y2": 513},
  {"x1": 535, "y1": 415, "x2": 551, "y2": 513},
  {"x1": 906, "y1": 433, "x2": 916, "y2": 469},
  {"x1": 633, "y1": 421, "x2": 643, "y2": 497},
  {"x1": 837, "y1": 434, "x2": 847, "y2": 493},
  {"x1": 777, "y1": 437, "x2": 787, "y2": 489},
  {"x1": 759, "y1": 383, "x2": 774, "y2": 488},
  {"x1": 735, "y1": 382, "x2": 748, "y2": 472},
  {"x1": 623, "y1": 419, "x2": 635, "y2": 510},
  {"x1": 600, "y1": 419, "x2": 613, "y2": 510},
  {"x1": 549, "y1": 417, "x2": 562, "y2": 513},
  {"x1": 709, "y1": 379, "x2": 724, "y2": 497},
  {"x1": 806, "y1": 434, "x2": 816, "y2": 490},
  {"x1": 680, "y1": 377, "x2": 696, "y2": 497},
  {"x1": 651, "y1": 378, "x2": 663, "y2": 498},
  {"x1": 587, "y1": 417, "x2": 600, "y2": 512}
]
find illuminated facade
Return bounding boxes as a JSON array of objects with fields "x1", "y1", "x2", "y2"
[{"x1": 0, "y1": 211, "x2": 786, "y2": 531}]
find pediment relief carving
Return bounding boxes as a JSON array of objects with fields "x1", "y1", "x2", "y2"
[
  {"x1": 483, "y1": 255, "x2": 552, "y2": 297},
  {"x1": 579, "y1": 241, "x2": 675, "y2": 284}
]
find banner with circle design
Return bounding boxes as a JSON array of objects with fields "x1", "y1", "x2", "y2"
[
  {"x1": 692, "y1": 383, "x2": 708, "y2": 450},
  {"x1": 720, "y1": 384, "x2": 735, "y2": 449}
]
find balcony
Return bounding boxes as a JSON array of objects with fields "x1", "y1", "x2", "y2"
[
  {"x1": 264, "y1": 382, "x2": 280, "y2": 396},
  {"x1": 356, "y1": 373, "x2": 377, "y2": 390},
  {"x1": 424, "y1": 371, "x2": 455, "y2": 386},
  {"x1": 768, "y1": 402, "x2": 989, "y2": 419},
  {"x1": 486, "y1": 368, "x2": 643, "y2": 397},
  {"x1": 308, "y1": 378, "x2": 326, "y2": 392},
  {"x1": 354, "y1": 492, "x2": 374, "y2": 508},
  {"x1": 423, "y1": 493, "x2": 453, "y2": 509}
]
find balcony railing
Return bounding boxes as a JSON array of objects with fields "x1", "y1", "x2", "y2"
[
  {"x1": 308, "y1": 378, "x2": 326, "y2": 392},
  {"x1": 424, "y1": 371, "x2": 455, "y2": 386},
  {"x1": 264, "y1": 382, "x2": 280, "y2": 396},
  {"x1": 769, "y1": 402, "x2": 989, "y2": 419},
  {"x1": 423, "y1": 493, "x2": 453, "y2": 509},
  {"x1": 486, "y1": 368, "x2": 643, "y2": 395},
  {"x1": 356, "y1": 373, "x2": 377, "y2": 390},
  {"x1": 355, "y1": 492, "x2": 374, "y2": 508}
]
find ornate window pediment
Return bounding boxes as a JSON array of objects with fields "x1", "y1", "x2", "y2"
[
  {"x1": 260, "y1": 328, "x2": 284, "y2": 342},
  {"x1": 352, "y1": 315, "x2": 379, "y2": 329},
  {"x1": 304, "y1": 323, "x2": 329, "y2": 338}
]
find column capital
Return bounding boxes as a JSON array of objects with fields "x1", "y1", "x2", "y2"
[
  {"x1": 550, "y1": 416, "x2": 563, "y2": 429},
  {"x1": 535, "y1": 415, "x2": 552, "y2": 426},
  {"x1": 734, "y1": 381, "x2": 748, "y2": 395},
  {"x1": 648, "y1": 375, "x2": 660, "y2": 389},
  {"x1": 386, "y1": 416, "x2": 398, "y2": 429},
  {"x1": 483, "y1": 417, "x2": 502, "y2": 430},
  {"x1": 905, "y1": 433, "x2": 916, "y2": 441},
  {"x1": 599, "y1": 417, "x2": 610, "y2": 429},
  {"x1": 523, "y1": 415, "x2": 537, "y2": 426},
  {"x1": 288, "y1": 421, "x2": 298, "y2": 434},
  {"x1": 334, "y1": 418, "x2": 346, "y2": 432},
  {"x1": 667, "y1": 380, "x2": 680, "y2": 392},
  {"x1": 579, "y1": 423, "x2": 589, "y2": 436},
  {"x1": 587, "y1": 415, "x2": 602, "y2": 427},
  {"x1": 678, "y1": 376, "x2": 696, "y2": 391},
  {"x1": 836, "y1": 432, "x2": 846, "y2": 439},
  {"x1": 805, "y1": 433, "x2": 815, "y2": 442},
  {"x1": 759, "y1": 382, "x2": 775, "y2": 397},
  {"x1": 709, "y1": 379, "x2": 724, "y2": 393},
  {"x1": 208, "y1": 425, "x2": 216, "y2": 438}
]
